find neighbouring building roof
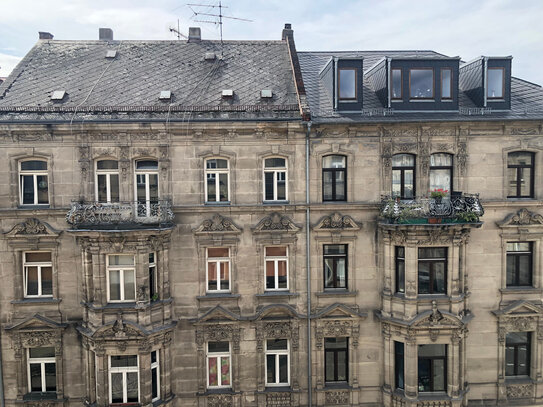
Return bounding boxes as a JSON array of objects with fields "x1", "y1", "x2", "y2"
[{"x1": 0, "y1": 39, "x2": 300, "y2": 122}]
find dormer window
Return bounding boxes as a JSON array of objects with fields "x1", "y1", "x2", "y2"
[
  {"x1": 391, "y1": 69, "x2": 402, "y2": 100},
  {"x1": 441, "y1": 68, "x2": 452, "y2": 100},
  {"x1": 409, "y1": 69, "x2": 434, "y2": 99},
  {"x1": 338, "y1": 68, "x2": 357, "y2": 100},
  {"x1": 487, "y1": 67, "x2": 504, "y2": 99}
]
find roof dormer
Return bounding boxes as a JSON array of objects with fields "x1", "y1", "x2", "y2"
[{"x1": 319, "y1": 56, "x2": 363, "y2": 112}]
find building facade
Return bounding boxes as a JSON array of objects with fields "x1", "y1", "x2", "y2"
[{"x1": 0, "y1": 24, "x2": 542, "y2": 407}]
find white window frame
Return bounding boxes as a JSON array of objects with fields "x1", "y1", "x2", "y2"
[
  {"x1": 151, "y1": 350, "x2": 160, "y2": 402},
  {"x1": 106, "y1": 255, "x2": 136, "y2": 302},
  {"x1": 263, "y1": 157, "x2": 288, "y2": 202},
  {"x1": 134, "y1": 160, "x2": 159, "y2": 217},
  {"x1": 108, "y1": 355, "x2": 140, "y2": 404},
  {"x1": 23, "y1": 251, "x2": 53, "y2": 298},
  {"x1": 265, "y1": 339, "x2": 290, "y2": 387},
  {"x1": 265, "y1": 246, "x2": 289, "y2": 291},
  {"x1": 27, "y1": 348, "x2": 56, "y2": 393},
  {"x1": 19, "y1": 159, "x2": 49, "y2": 205},
  {"x1": 207, "y1": 342, "x2": 231, "y2": 389},
  {"x1": 149, "y1": 252, "x2": 158, "y2": 300},
  {"x1": 206, "y1": 248, "x2": 231, "y2": 293},
  {"x1": 95, "y1": 160, "x2": 119, "y2": 203},
  {"x1": 205, "y1": 158, "x2": 230, "y2": 203}
]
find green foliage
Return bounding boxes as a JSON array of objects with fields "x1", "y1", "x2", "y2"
[{"x1": 455, "y1": 211, "x2": 478, "y2": 223}]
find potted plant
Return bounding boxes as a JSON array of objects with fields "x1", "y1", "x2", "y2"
[
  {"x1": 430, "y1": 189, "x2": 448, "y2": 204},
  {"x1": 455, "y1": 210, "x2": 479, "y2": 223}
]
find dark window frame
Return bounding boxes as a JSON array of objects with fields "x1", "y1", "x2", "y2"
[
  {"x1": 323, "y1": 244, "x2": 348, "y2": 290},
  {"x1": 392, "y1": 154, "x2": 416, "y2": 199},
  {"x1": 418, "y1": 344, "x2": 447, "y2": 392},
  {"x1": 440, "y1": 68, "x2": 453, "y2": 100},
  {"x1": 430, "y1": 153, "x2": 453, "y2": 193},
  {"x1": 487, "y1": 67, "x2": 506, "y2": 100},
  {"x1": 506, "y1": 332, "x2": 531, "y2": 377},
  {"x1": 322, "y1": 155, "x2": 347, "y2": 202},
  {"x1": 418, "y1": 247, "x2": 448, "y2": 295},
  {"x1": 409, "y1": 68, "x2": 435, "y2": 100},
  {"x1": 391, "y1": 68, "x2": 402, "y2": 100},
  {"x1": 338, "y1": 68, "x2": 357, "y2": 101},
  {"x1": 324, "y1": 337, "x2": 349, "y2": 383},
  {"x1": 395, "y1": 246, "x2": 405, "y2": 294},
  {"x1": 507, "y1": 151, "x2": 535, "y2": 198},
  {"x1": 394, "y1": 341, "x2": 405, "y2": 390},
  {"x1": 506, "y1": 242, "x2": 533, "y2": 287}
]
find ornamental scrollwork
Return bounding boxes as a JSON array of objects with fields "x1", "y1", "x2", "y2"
[
  {"x1": 20, "y1": 331, "x2": 58, "y2": 348},
  {"x1": 207, "y1": 394, "x2": 233, "y2": 407},
  {"x1": 11, "y1": 218, "x2": 48, "y2": 235},
  {"x1": 324, "y1": 321, "x2": 351, "y2": 336},
  {"x1": 506, "y1": 316, "x2": 537, "y2": 332},
  {"x1": 314, "y1": 212, "x2": 360, "y2": 231},
  {"x1": 253, "y1": 212, "x2": 300, "y2": 232},
  {"x1": 506, "y1": 383, "x2": 533, "y2": 399},
  {"x1": 325, "y1": 390, "x2": 349, "y2": 404},
  {"x1": 266, "y1": 392, "x2": 291, "y2": 406},
  {"x1": 263, "y1": 322, "x2": 291, "y2": 338},
  {"x1": 195, "y1": 214, "x2": 241, "y2": 233},
  {"x1": 499, "y1": 208, "x2": 543, "y2": 226}
]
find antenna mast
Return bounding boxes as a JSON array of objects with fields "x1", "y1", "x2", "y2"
[{"x1": 169, "y1": 19, "x2": 188, "y2": 40}]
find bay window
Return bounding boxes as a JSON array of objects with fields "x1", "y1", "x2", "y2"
[
  {"x1": 418, "y1": 344, "x2": 447, "y2": 392},
  {"x1": 418, "y1": 247, "x2": 447, "y2": 295},
  {"x1": 109, "y1": 355, "x2": 139, "y2": 404},
  {"x1": 107, "y1": 255, "x2": 136, "y2": 302}
]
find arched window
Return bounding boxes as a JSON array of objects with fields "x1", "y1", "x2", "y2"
[
  {"x1": 19, "y1": 160, "x2": 48, "y2": 205},
  {"x1": 322, "y1": 155, "x2": 346, "y2": 202},
  {"x1": 507, "y1": 152, "x2": 534, "y2": 198},
  {"x1": 392, "y1": 154, "x2": 415, "y2": 199},
  {"x1": 263, "y1": 157, "x2": 287, "y2": 202},
  {"x1": 430, "y1": 153, "x2": 453, "y2": 193},
  {"x1": 95, "y1": 160, "x2": 119, "y2": 203},
  {"x1": 205, "y1": 158, "x2": 229, "y2": 203}
]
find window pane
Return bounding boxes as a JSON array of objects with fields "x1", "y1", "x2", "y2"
[
  {"x1": 207, "y1": 173, "x2": 216, "y2": 201},
  {"x1": 208, "y1": 357, "x2": 218, "y2": 386},
  {"x1": 266, "y1": 354, "x2": 276, "y2": 383},
  {"x1": 507, "y1": 332, "x2": 529, "y2": 344},
  {"x1": 508, "y1": 152, "x2": 533, "y2": 166},
  {"x1": 30, "y1": 363, "x2": 42, "y2": 391},
  {"x1": 21, "y1": 161, "x2": 47, "y2": 171},
  {"x1": 109, "y1": 270, "x2": 121, "y2": 301},
  {"x1": 266, "y1": 247, "x2": 287, "y2": 257},
  {"x1": 431, "y1": 153, "x2": 452, "y2": 166},
  {"x1": 278, "y1": 260, "x2": 287, "y2": 289},
  {"x1": 209, "y1": 342, "x2": 229, "y2": 353},
  {"x1": 208, "y1": 248, "x2": 229, "y2": 258},
  {"x1": 433, "y1": 262, "x2": 446, "y2": 293},
  {"x1": 110, "y1": 174, "x2": 119, "y2": 202},
  {"x1": 518, "y1": 344, "x2": 529, "y2": 375},
  {"x1": 97, "y1": 160, "x2": 118, "y2": 170},
  {"x1": 279, "y1": 354, "x2": 288, "y2": 383},
  {"x1": 220, "y1": 262, "x2": 229, "y2": 288},
  {"x1": 396, "y1": 258, "x2": 405, "y2": 294},
  {"x1": 136, "y1": 160, "x2": 158, "y2": 170},
  {"x1": 323, "y1": 171, "x2": 333, "y2": 200},
  {"x1": 29, "y1": 347, "x2": 55, "y2": 358},
  {"x1": 519, "y1": 255, "x2": 532, "y2": 285},
  {"x1": 267, "y1": 339, "x2": 288, "y2": 350},
  {"x1": 487, "y1": 68, "x2": 504, "y2": 98},
  {"x1": 507, "y1": 167, "x2": 518, "y2": 196},
  {"x1": 265, "y1": 172, "x2": 274, "y2": 200},
  {"x1": 324, "y1": 245, "x2": 346, "y2": 255},
  {"x1": 208, "y1": 262, "x2": 217, "y2": 291},
  {"x1": 22, "y1": 175, "x2": 34, "y2": 204},
  {"x1": 404, "y1": 170, "x2": 414, "y2": 198},
  {"x1": 441, "y1": 69, "x2": 452, "y2": 98},
  {"x1": 505, "y1": 345, "x2": 515, "y2": 376},
  {"x1": 152, "y1": 366, "x2": 158, "y2": 399},
  {"x1": 418, "y1": 358, "x2": 431, "y2": 392},
  {"x1": 26, "y1": 267, "x2": 39, "y2": 295},
  {"x1": 219, "y1": 173, "x2": 228, "y2": 201},
  {"x1": 25, "y1": 252, "x2": 52, "y2": 262},
  {"x1": 507, "y1": 242, "x2": 531, "y2": 252},
  {"x1": 111, "y1": 372, "x2": 124, "y2": 403},
  {"x1": 339, "y1": 69, "x2": 356, "y2": 99},
  {"x1": 325, "y1": 337, "x2": 347, "y2": 348},
  {"x1": 324, "y1": 258, "x2": 334, "y2": 288},
  {"x1": 419, "y1": 247, "x2": 447, "y2": 259},
  {"x1": 124, "y1": 270, "x2": 135, "y2": 300},
  {"x1": 392, "y1": 154, "x2": 415, "y2": 167},
  {"x1": 109, "y1": 255, "x2": 134, "y2": 266},
  {"x1": 265, "y1": 158, "x2": 285, "y2": 168},
  {"x1": 266, "y1": 261, "x2": 275, "y2": 289},
  {"x1": 433, "y1": 359, "x2": 445, "y2": 391},
  {"x1": 325, "y1": 351, "x2": 335, "y2": 382},
  {"x1": 337, "y1": 350, "x2": 347, "y2": 381},
  {"x1": 149, "y1": 174, "x2": 159, "y2": 201},
  {"x1": 126, "y1": 372, "x2": 139, "y2": 402},
  {"x1": 418, "y1": 262, "x2": 430, "y2": 294},
  {"x1": 392, "y1": 170, "x2": 401, "y2": 197},
  {"x1": 111, "y1": 355, "x2": 138, "y2": 367},
  {"x1": 41, "y1": 267, "x2": 53, "y2": 295},
  {"x1": 395, "y1": 342, "x2": 405, "y2": 389},
  {"x1": 430, "y1": 169, "x2": 451, "y2": 192},
  {"x1": 277, "y1": 172, "x2": 286, "y2": 200},
  {"x1": 410, "y1": 69, "x2": 434, "y2": 98},
  {"x1": 335, "y1": 171, "x2": 345, "y2": 200},
  {"x1": 506, "y1": 255, "x2": 516, "y2": 286},
  {"x1": 207, "y1": 159, "x2": 228, "y2": 169},
  {"x1": 36, "y1": 176, "x2": 48, "y2": 204},
  {"x1": 519, "y1": 167, "x2": 532, "y2": 197},
  {"x1": 323, "y1": 155, "x2": 346, "y2": 168},
  {"x1": 392, "y1": 69, "x2": 402, "y2": 99},
  {"x1": 44, "y1": 363, "x2": 56, "y2": 391},
  {"x1": 136, "y1": 174, "x2": 146, "y2": 202},
  {"x1": 336, "y1": 258, "x2": 346, "y2": 288},
  {"x1": 97, "y1": 174, "x2": 107, "y2": 202}
]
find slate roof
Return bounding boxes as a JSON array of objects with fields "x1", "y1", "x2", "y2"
[
  {"x1": 298, "y1": 51, "x2": 543, "y2": 123},
  {"x1": 0, "y1": 39, "x2": 299, "y2": 122}
]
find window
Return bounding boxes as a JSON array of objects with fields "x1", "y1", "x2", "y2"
[
  {"x1": 107, "y1": 255, "x2": 136, "y2": 302},
  {"x1": 391, "y1": 69, "x2": 402, "y2": 100},
  {"x1": 263, "y1": 157, "x2": 287, "y2": 202},
  {"x1": 418, "y1": 344, "x2": 447, "y2": 392},
  {"x1": 487, "y1": 67, "x2": 504, "y2": 99},
  {"x1": 430, "y1": 153, "x2": 453, "y2": 193},
  {"x1": 205, "y1": 158, "x2": 229, "y2": 203},
  {"x1": 338, "y1": 68, "x2": 356, "y2": 100},
  {"x1": 325, "y1": 337, "x2": 348, "y2": 382},
  {"x1": 392, "y1": 154, "x2": 415, "y2": 199},
  {"x1": 324, "y1": 244, "x2": 347, "y2": 289},
  {"x1": 265, "y1": 247, "x2": 288, "y2": 291},
  {"x1": 506, "y1": 242, "x2": 533, "y2": 287},
  {"x1": 266, "y1": 339, "x2": 289, "y2": 386},
  {"x1": 207, "y1": 342, "x2": 231, "y2": 388},
  {"x1": 395, "y1": 341, "x2": 404, "y2": 390},
  {"x1": 27, "y1": 347, "x2": 56, "y2": 393},
  {"x1": 418, "y1": 247, "x2": 447, "y2": 294},
  {"x1": 149, "y1": 252, "x2": 158, "y2": 300},
  {"x1": 322, "y1": 155, "x2": 346, "y2": 202},
  {"x1": 19, "y1": 160, "x2": 48, "y2": 205},
  {"x1": 441, "y1": 68, "x2": 452, "y2": 100},
  {"x1": 109, "y1": 355, "x2": 139, "y2": 404},
  {"x1": 395, "y1": 246, "x2": 405, "y2": 294},
  {"x1": 207, "y1": 248, "x2": 230, "y2": 292},
  {"x1": 23, "y1": 252, "x2": 52, "y2": 298},
  {"x1": 151, "y1": 350, "x2": 160, "y2": 402},
  {"x1": 506, "y1": 332, "x2": 530, "y2": 376},
  {"x1": 410, "y1": 69, "x2": 434, "y2": 99},
  {"x1": 95, "y1": 160, "x2": 119, "y2": 203},
  {"x1": 135, "y1": 160, "x2": 159, "y2": 217},
  {"x1": 507, "y1": 152, "x2": 534, "y2": 198}
]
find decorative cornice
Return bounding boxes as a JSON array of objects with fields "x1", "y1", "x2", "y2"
[
  {"x1": 253, "y1": 212, "x2": 300, "y2": 233},
  {"x1": 498, "y1": 208, "x2": 543, "y2": 227},
  {"x1": 313, "y1": 212, "x2": 361, "y2": 231},
  {"x1": 4, "y1": 218, "x2": 60, "y2": 237},
  {"x1": 193, "y1": 214, "x2": 242, "y2": 234}
]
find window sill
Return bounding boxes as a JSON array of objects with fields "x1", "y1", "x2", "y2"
[
  {"x1": 256, "y1": 386, "x2": 295, "y2": 394},
  {"x1": 507, "y1": 197, "x2": 535, "y2": 201},
  {"x1": 504, "y1": 376, "x2": 534, "y2": 385},
  {"x1": 316, "y1": 290, "x2": 357, "y2": 297},
  {"x1": 204, "y1": 201, "x2": 231, "y2": 206},
  {"x1": 263, "y1": 200, "x2": 289, "y2": 205},
  {"x1": 500, "y1": 287, "x2": 542, "y2": 294},
  {"x1": 23, "y1": 392, "x2": 58, "y2": 401},
  {"x1": 197, "y1": 293, "x2": 240, "y2": 300},
  {"x1": 319, "y1": 382, "x2": 352, "y2": 390},
  {"x1": 417, "y1": 392, "x2": 450, "y2": 400},
  {"x1": 18, "y1": 204, "x2": 51, "y2": 209},
  {"x1": 256, "y1": 291, "x2": 299, "y2": 298},
  {"x1": 199, "y1": 388, "x2": 239, "y2": 396},
  {"x1": 12, "y1": 298, "x2": 61, "y2": 305}
]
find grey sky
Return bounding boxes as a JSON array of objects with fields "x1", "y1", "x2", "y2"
[{"x1": 1, "y1": 0, "x2": 542, "y2": 86}]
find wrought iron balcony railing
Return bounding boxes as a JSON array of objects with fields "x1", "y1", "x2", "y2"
[
  {"x1": 380, "y1": 193, "x2": 484, "y2": 224},
  {"x1": 66, "y1": 200, "x2": 174, "y2": 229}
]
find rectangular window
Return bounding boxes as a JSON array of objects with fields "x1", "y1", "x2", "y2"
[
  {"x1": 264, "y1": 157, "x2": 287, "y2": 201},
  {"x1": 418, "y1": 247, "x2": 447, "y2": 294},
  {"x1": 441, "y1": 68, "x2": 452, "y2": 99},
  {"x1": 322, "y1": 155, "x2": 346, "y2": 202},
  {"x1": 487, "y1": 67, "x2": 504, "y2": 99},
  {"x1": 265, "y1": 247, "x2": 288, "y2": 291},
  {"x1": 96, "y1": 160, "x2": 119, "y2": 203},
  {"x1": 266, "y1": 339, "x2": 289, "y2": 386},
  {"x1": 23, "y1": 252, "x2": 53, "y2": 298},
  {"x1": 409, "y1": 69, "x2": 434, "y2": 99},
  {"x1": 207, "y1": 248, "x2": 230, "y2": 292},
  {"x1": 395, "y1": 247, "x2": 405, "y2": 294},
  {"x1": 207, "y1": 342, "x2": 231, "y2": 388},
  {"x1": 149, "y1": 252, "x2": 158, "y2": 300},
  {"x1": 205, "y1": 158, "x2": 229, "y2": 202},
  {"x1": 325, "y1": 337, "x2": 348, "y2": 382},
  {"x1": 109, "y1": 355, "x2": 139, "y2": 404},
  {"x1": 506, "y1": 242, "x2": 533, "y2": 287},
  {"x1": 391, "y1": 69, "x2": 402, "y2": 100},
  {"x1": 107, "y1": 255, "x2": 136, "y2": 302},
  {"x1": 418, "y1": 344, "x2": 447, "y2": 392},
  {"x1": 19, "y1": 160, "x2": 48, "y2": 205},
  {"x1": 323, "y1": 244, "x2": 347, "y2": 289},
  {"x1": 338, "y1": 68, "x2": 357, "y2": 100},
  {"x1": 392, "y1": 154, "x2": 415, "y2": 199},
  {"x1": 507, "y1": 152, "x2": 534, "y2": 198},
  {"x1": 27, "y1": 347, "x2": 56, "y2": 393},
  {"x1": 151, "y1": 350, "x2": 160, "y2": 402},
  {"x1": 430, "y1": 153, "x2": 453, "y2": 193},
  {"x1": 135, "y1": 160, "x2": 159, "y2": 217},
  {"x1": 506, "y1": 332, "x2": 530, "y2": 376},
  {"x1": 394, "y1": 341, "x2": 405, "y2": 390}
]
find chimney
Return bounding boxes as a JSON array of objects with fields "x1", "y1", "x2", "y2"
[
  {"x1": 282, "y1": 23, "x2": 293, "y2": 41},
  {"x1": 39, "y1": 32, "x2": 54, "y2": 40},
  {"x1": 188, "y1": 27, "x2": 201, "y2": 42},
  {"x1": 99, "y1": 28, "x2": 113, "y2": 41}
]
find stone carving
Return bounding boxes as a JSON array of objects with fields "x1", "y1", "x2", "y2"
[
  {"x1": 506, "y1": 383, "x2": 533, "y2": 399},
  {"x1": 395, "y1": 143, "x2": 417, "y2": 152},
  {"x1": 435, "y1": 143, "x2": 454, "y2": 152},
  {"x1": 117, "y1": 341, "x2": 127, "y2": 352},
  {"x1": 457, "y1": 141, "x2": 468, "y2": 175},
  {"x1": 120, "y1": 146, "x2": 129, "y2": 160},
  {"x1": 254, "y1": 212, "x2": 300, "y2": 232},
  {"x1": 417, "y1": 228, "x2": 450, "y2": 245},
  {"x1": 95, "y1": 318, "x2": 143, "y2": 340},
  {"x1": 266, "y1": 392, "x2": 291, "y2": 406},
  {"x1": 315, "y1": 326, "x2": 324, "y2": 348},
  {"x1": 324, "y1": 321, "x2": 351, "y2": 336},
  {"x1": 149, "y1": 235, "x2": 166, "y2": 250},
  {"x1": 139, "y1": 340, "x2": 152, "y2": 353},
  {"x1": 264, "y1": 322, "x2": 291, "y2": 338},
  {"x1": 314, "y1": 213, "x2": 360, "y2": 231},
  {"x1": 507, "y1": 316, "x2": 537, "y2": 332},
  {"x1": 207, "y1": 394, "x2": 233, "y2": 407},
  {"x1": 204, "y1": 324, "x2": 233, "y2": 342},
  {"x1": 510, "y1": 127, "x2": 538, "y2": 135},
  {"x1": 390, "y1": 230, "x2": 407, "y2": 245},
  {"x1": 25, "y1": 402, "x2": 57, "y2": 407},
  {"x1": 133, "y1": 147, "x2": 157, "y2": 157},
  {"x1": 428, "y1": 301, "x2": 444, "y2": 326},
  {"x1": 108, "y1": 236, "x2": 126, "y2": 252},
  {"x1": 430, "y1": 329, "x2": 438, "y2": 342},
  {"x1": 382, "y1": 141, "x2": 393, "y2": 168},
  {"x1": 20, "y1": 331, "x2": 56, "y2": 347},
  {"x1": 500, "y1": 208, "x2": 543, "y2": 226},
  {"x1": 11, "y1": 218, "x2": 48, "y2": 235},
  {"x1": 195, "y1": 214, "x2": 241, "y2": 233},
  {"x1": 498, "y1": 327, "x2": 507, "y2": 343},
  {"x1": 325, "y1": 390, "x2": 349, "y2": 404},
  {"x1": 384, "y1": 128, "x2": 418, "y2": 138}
]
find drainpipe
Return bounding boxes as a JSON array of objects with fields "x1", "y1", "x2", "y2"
[
  {"x1": 0, "y1": 324, "x2": 4, "y2": 407},
  {"x1": 305, "y1": 120, "x2": 312, "y2": 406}
]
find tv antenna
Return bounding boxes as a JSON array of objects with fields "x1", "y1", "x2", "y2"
[
  {"x1": 169, "y1": 19, "x2": 188, "y2": 40},
  {"x1": 187, "y1": 1, "x2": 252, "y2": 47}
]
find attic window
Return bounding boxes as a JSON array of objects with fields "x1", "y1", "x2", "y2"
[
  {"x1": 487, "y1": 67, "x2": 504, "y2": 99},
  {"x1": 159, "y1": 91, "x2": 171, "y2": 100},
  {"x1": 222, "y1": 89, "x2": 233, "y2": 98},
  {"x1": 409, "y1": 69, "x2": 434, "y2": 99},
  {"x1": 338, "y1": 68, "x2": 356, "y2": 100},
  {"x1": 106, "y1": 50, "x2": 117, "y2": 59},
  {"x1": 205, "y1": 52, "x2": 216, "y2": 61},
  {"x1": 261, "y1": 89, "x2": 273, "y2": 98},
  {"x1": 51, "y1": 90, "x2": 66, "y2": 101}
]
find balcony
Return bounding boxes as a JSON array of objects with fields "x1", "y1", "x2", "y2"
[
  {"x1": 380, "y1": 193, "x2": 483, "y2": 224},
  {"x1": 66, "y1": 200, "x2": 174, "y2": 229}
]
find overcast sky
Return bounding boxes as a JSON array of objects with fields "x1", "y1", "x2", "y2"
[{"x1": 1, "y1": 0, "x2": 542, "y2": 85}]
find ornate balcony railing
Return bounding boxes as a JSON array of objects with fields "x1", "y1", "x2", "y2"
[
  {"x1": 380, "y1": 193, "x2": 484, "y2": 224},
  {"x1": 66, "y1": 200, "x2": 174, "y2": 229}
]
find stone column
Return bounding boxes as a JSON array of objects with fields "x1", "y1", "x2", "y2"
[
  {"x1": 449, "y1": 335, "x2": 460, "y2": 397},
  {"x1": 139, "y1": 350, "x2": 152, "y2": 406},
  {"x1": 95, "y1": 350, "x2": 108, "y2": 407},
  {"x1": 382, "y1": 324, "x2": 393, "y2": 407},
  {"x1": 404, "y1": 336, "x2": 418, "y2": 401},
  {"x1": 55, "y1": 341, "x2": 64, "y2": 399},
  {"x1": 162, "y1": 335, "x2": 173, "y2": 399}
]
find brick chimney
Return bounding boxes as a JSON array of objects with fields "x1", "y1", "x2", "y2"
[
  {"x1": 188, "y1": 27, "x2": 201, "y2": 42},
  {"x1": 282, "y1": 23, "x2": 293, "y2": 41},
  {"x1": 39, "y1": 32, "x2": 54, "y2": 40},
  {"x1": 99, "y1": 28, "x2": 113, "y2": 41}
]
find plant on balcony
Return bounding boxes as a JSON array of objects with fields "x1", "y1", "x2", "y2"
[
  {"x1": 380, "y1": 198, "x2": 417, "y2": 223},
  {"x1": 455, "y1": 210, "x2": 479, "y2": 223},
  {"x1": 430, "y1": 189, "x2": 448, "y2": 200}
]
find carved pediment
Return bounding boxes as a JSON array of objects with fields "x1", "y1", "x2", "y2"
[
  {"x1": 411, "y1": 304, "x2": 464, "y2": 329},
  {"x1": 194, "y1": 305, "x2": 242, "y2": 323},
  {"x1": 254, "y1": 304, "x2": 301, "y2": 320},
  {"x1": 253, "y1": 212, "x2": 301, "y2": 233},
  {"x1": 314, "y1": 303, "x2": 366, "y2": 319},
  {"x1": 313, "y1": 213, "x2": 361, "y2": 231},
  {"x1": 193, "y1": 214, "x2": 242, "y2": 234},
  {"x1": 493, "y1": 300, "x2": 543, "y2": 317},
  {"x1": 4, "y1": 218, "x2": 60, "y2": 238},
  {"x1": 498, "y1": 208, "x2": 543, "y2": 227},
  {"x1": 5, "y1": 314, "x2": 66, "y2": 331},
  {"x1": 93, "y1": 318, "x2": 146, "y2": 339}
]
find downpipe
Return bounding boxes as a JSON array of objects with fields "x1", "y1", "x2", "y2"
[{"x1": 305, "y1": 121, "x2": 312, "y2": 406}]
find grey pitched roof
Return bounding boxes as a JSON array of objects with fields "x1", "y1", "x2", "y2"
[
  {"x1": 0, "y1": 39, "x2": 300, "y2": 122},
  {"x1": 298, "y1": 51, "x2": 543, "y2": 123}
]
